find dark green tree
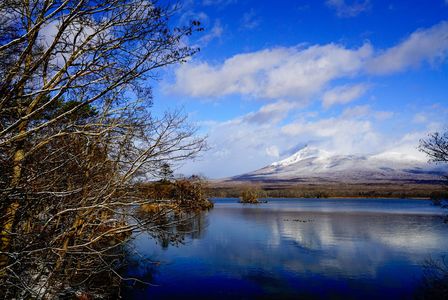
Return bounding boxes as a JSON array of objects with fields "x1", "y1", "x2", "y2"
[{"x1": 159, "y1": 162, "x2": 174, "y2": 182}]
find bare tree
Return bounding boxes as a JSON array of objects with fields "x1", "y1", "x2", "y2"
[
  {"x1": 420, "y1": 130, "x2": 448, "y2": 184},
  {"x1": 420, "y1": 131, "x2": 448, "y2": 164},
  {"x1": 0, "y1": 0, "x2": 207, "y2": 298},
  {"x1": 420, "y1": 130, "x2": 448, "y2": 206}
]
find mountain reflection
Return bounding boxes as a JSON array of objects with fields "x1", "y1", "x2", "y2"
[
  {"x1": 209, "y1": 206, "x2": 445, "y2": 279},
  {"x1": 123, "y1": 199, "x2": 448, "y2": 299}
]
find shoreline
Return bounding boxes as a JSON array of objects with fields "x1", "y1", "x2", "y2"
[
  {"x1": 208, "y1": 182, "x2": 446, "y2": 200},
  {"x1": 210, "y1": 196, "x2": 434, "y2": 200}
]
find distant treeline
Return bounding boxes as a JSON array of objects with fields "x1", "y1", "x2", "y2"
[{"x1": 208, "y1": 183, "x2": 447, "y2": 199}]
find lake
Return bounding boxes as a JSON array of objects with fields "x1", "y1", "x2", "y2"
[{"x1": 121, "y1": 198, "x2": 448, "y2": 299}]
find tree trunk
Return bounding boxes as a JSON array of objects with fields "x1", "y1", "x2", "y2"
[
  {"x1": 0, "y1": 122, "x2": 26, "y2": 273},
  {"x1": 1, "y1": 4, "x2": 37, "y2": 271}
]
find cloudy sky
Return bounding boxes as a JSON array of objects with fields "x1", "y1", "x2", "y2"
[{"x1": 153, "y1": 0, "x2": 448, "y2": 178}]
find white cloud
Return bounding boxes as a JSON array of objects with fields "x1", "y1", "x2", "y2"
[
  {"x1": 377, "y1": 131, "x2": 429, "y2": 161},
  {"x1": 39, "y1": 19, "x2": 110, "y2": 68},
  {"x1": 326, "y1": 0, "x2": 370, "y2": 18},
  {"x1": 281, "y1": 116, "x2": 380, "y2": 155},
  {"x1": 199, "y1": 19, "x2": 224, "y2": 45},
  {"x1": 366, "y1": 21, "x2": 448, "y2": 74},
  {"x1": 322, "y1": 83, "x2": 369, "y2": 108},
  {"x1": 170, "y1": 20, "x2": 448, "y2": 109},
  {"x1": 173, "y1": 21, "x2": 448, "y2": 177},
  {"x1": 185, "y1": 120, "x2": 283, "y2": 177},
  {"x1": 374, "y1": 111, "x2": 394, "y2": 121},
  {"x1": 180, "y1": 100, "x2": 448, "y2": 178},
  {"x1": 341, "y1": 104, "x2": 371, "y2": 118},
  {"x1": 266, "y1": 145, "x2": 280, "y2": 158},
  {"x1": 341, "y1": 105, "x2": 394, "y2": 120},
  {"x1": 181, "y1": 105, "x2": 400, "y2": 177},
  {"x1": 413, "y1": 113, "x2": 427, "y2": 124},
  {"x1": 170, "y1": 43, "x2": 372, "y2": 102},
  {"x1": 202, "y1": 0, "x2": 236, "y2": 6},
  {"x1": 240, "y1": 9, "x2": 260, "y2": 30},
  {"x1": 179, "y1": 10, "x2": 209, "y2": 27},
  {"x1": 243, "y1": 100, "x2": 299, "y2": 125}
]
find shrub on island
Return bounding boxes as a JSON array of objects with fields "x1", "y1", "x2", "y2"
[
  {"x1": 239, "y1": 189, "x2": 263, "y2": 204},
  {"x1": 138, "y1": 175, "x2": 213, "y2": 215}
]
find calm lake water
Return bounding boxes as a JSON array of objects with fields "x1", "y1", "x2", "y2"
[{"x1": 121, "y1": 198, "x2": 448, "y2": 299}]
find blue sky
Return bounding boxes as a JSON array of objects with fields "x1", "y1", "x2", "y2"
[{"x1": 153, "y1": 0, "x2": 448, "y2": 178}]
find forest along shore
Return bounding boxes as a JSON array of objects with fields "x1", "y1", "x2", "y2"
[{"x1": 208, "y1": 181, "x2": 447, "y2": 199}]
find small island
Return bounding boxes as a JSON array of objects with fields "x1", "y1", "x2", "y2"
[{"x1": 239, "y1": 188, "x2": 268, "y2": 203}]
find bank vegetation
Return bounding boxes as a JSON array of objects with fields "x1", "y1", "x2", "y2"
[{"x1": 0, "y1": 1, "x2": 208, "y2": 298}]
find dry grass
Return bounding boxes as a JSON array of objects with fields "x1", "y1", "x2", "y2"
[{"x1": 208, "y1": 181, "x2": 446, "y2": 199}]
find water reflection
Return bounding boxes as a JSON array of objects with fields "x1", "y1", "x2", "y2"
[
  {"x1": 134, "y1": 211, "x2": 209, "y2": 249},
  {"x1": 122, "y1": 198, "x2": 448, "y2": 299}
]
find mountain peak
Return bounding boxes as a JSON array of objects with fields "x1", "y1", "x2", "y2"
[
  {"x1": 233, "y1": 146, "x2": 447, "y2": 184},
  {"x1": 271, "y1": 146, "x2": 331, "y2": 167}
]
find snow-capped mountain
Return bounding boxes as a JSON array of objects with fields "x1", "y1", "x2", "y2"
[{"x1": 231, "y1": 146, "x2": 447, "y2": 184}]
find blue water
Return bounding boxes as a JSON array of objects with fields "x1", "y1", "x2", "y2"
[{"x1": 122, "y1": 198, "x2": 448, "y2": 299}]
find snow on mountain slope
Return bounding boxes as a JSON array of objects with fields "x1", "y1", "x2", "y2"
[
  {"x1": 232, "y1": 146, "x2": 447, "y2": 183},
  {"x1": 271, "y1": 147, "x2": 331, "y2": 167}
]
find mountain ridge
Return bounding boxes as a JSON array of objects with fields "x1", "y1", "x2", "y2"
[{"x1": 229, "y1": 146, "x2": 447, "y2": 184}]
